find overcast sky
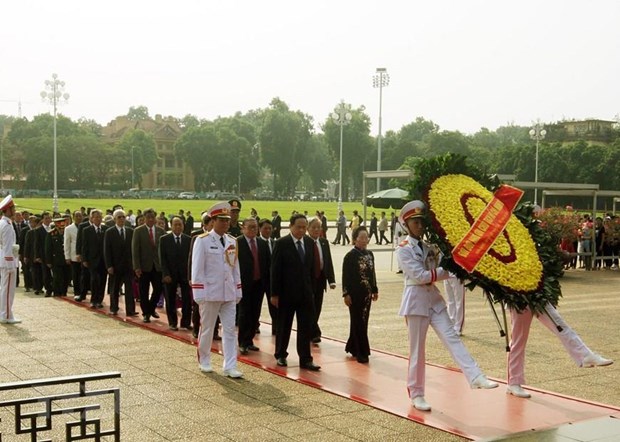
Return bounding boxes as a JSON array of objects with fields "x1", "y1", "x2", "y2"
[{"x1": 2, "y1": 0, "x2": 619, "y2": 135}]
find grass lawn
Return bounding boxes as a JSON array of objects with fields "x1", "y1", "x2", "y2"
[{"x1": 15, "y1": 198, "x2": 397, "y2": 221}]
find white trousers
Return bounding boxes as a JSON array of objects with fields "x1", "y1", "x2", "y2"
[
  {"x1": 508, "y1": 303, "x2": 592, "y2": 386},
  {"x1": 197, "y1": 300, "x2": 238, "y2": 371},
  {"x1": 444, "y1": 278, "x2": 465, "y2": 334},
  {"x1": 406, "y1": 308, "x2": 482, "y2": 399},
  {"x1": 0, "y1": 267, "x2": 17, "y2": 321}
]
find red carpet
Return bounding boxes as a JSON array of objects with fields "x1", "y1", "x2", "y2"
[{"x1": 57, "y1": 297, "x2": 620, "y2": 440}]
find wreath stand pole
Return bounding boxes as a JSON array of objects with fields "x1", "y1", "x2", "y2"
[
  {"x1": 500, "y1": 302, "x2": 511, "y2": 352},
  {"x1": 484, "y1": 290, "x2": 506, "y2": 338}
]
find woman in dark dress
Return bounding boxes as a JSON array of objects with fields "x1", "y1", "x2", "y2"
[{"x1": 343, "y1": 227, "x2": 379, "y2": 363}]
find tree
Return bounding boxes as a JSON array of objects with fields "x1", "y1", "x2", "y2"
[
  {"x1": 259, "y1": 98, "x2": 313, "y2": 196},
  {"x1": 126, "y1": 106, "x2": 150, "y2": 121}
]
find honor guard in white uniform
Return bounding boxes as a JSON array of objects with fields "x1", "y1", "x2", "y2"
[
  {"x1": 191, "y1": 202, "x2": 243, "y2": 378},
  {"x1": 0, "y1": 195, "x2": 20, "y2": 324},
  {"x1": 396, "y1": 200, "x2": 497, "y2": 412}
]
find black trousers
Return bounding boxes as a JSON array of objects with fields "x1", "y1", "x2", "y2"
[
  {"x1": 274, "y1": 298, "x2": 315, "y2": 364},
  {"x1": 51, "y1": 264, "x2": 70, "y2": 295},
  {"x1": 22, "y1": 260, "x2": 33, "y2": 290},
  {"x1": 80, "y1": 262, "x2": 91, "y2": 298},
  {"x1": 109, "y1": 267, "x2": 136, "y2": 314},
  {"x1": 378, "y1": 230, "x2": 391, "y2": 244},
  {"x1": 89, "y1": 263, "x2": 107, "y2": 305},
  {"x1": 139, "y1": 269, "x2": 162, "y2": 318},
  {"x1": 70, "y1": 261, "x2": 82, "y2": 297},
  {"x1": 238, "y1": 280, "x2": 264, "y2": 347},
  {"x1": 164, "y1": 276, "x2": 191, "y2": 328},
  {"x1": 31, "y1": 262, "x2": 44, "y2": 292}
]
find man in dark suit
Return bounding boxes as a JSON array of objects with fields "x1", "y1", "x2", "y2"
[
  {"x1": 104, "y1": 209, "x2": 138, "y2": 317},
  {"x1": 307, "y1": 217, "x2": 336, "y2": 343},
  {"x1": 271, "y1": 210, "x2": 282, "y2": 239},
  {"x1": 237, "y1": 218, "x2": 270, "y2": 354},
  {"x1": 270, "y1": 213, "x2": 320, "y2": 371},
  {"x1": 258, "y1": 218, "x2": 277, "y2": 335},
  {"x1": 19, "y1": 214, "x2": 35, "y2": 292},
  {"x1": 132, "y1": 208, "x2": 165, "y2": 323},
  {"x1": 81, "y1": 209, "x2": 108, "y2": 309},
  {"x1": 33, "y1": 211, "x2": 53, "y2": 296},
  {"x1": 75, "y1": 210, "x2": 92, "y2": 302},
  {"x1": 160, "y1": 216, "x2": 192, "y2": 331},
  {"x1": 184, "y1": 211, "x2": 194, "y2": 236}
]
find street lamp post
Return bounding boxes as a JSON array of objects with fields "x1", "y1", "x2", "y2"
[
  {"x1": 331, "y1": 100, "x2": 352, "y2": 213},
  {"x1": 40, "y1": 73, "x2": 69, "y2": 214},
  {"x1": 373, "y1": 67, "x2": 389, "y2": 191},
  {"x1": 529, "y1": 120, "x2": 546, "y2": 205}
]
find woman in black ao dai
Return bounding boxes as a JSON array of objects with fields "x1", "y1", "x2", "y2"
[{"x1": 342, "y1": 227, "x2": 379, "y2": 363}]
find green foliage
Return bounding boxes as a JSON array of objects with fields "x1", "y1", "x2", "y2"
[
  {"x1": 259, "y1": 98, "x2": 313, "y2": 196},
  {"x1": 126, "y1": 105, "x2": 150, "y2": 121}
]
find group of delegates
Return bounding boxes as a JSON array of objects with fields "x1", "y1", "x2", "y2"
[
  {"x1": 192, "y1": 199, "x2": 386, "y2": 378},
  {"x1": 395, "y1": 200, "x2": 613, "y2": 412}
]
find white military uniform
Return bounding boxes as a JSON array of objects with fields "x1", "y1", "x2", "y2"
[
  {"x1": 191, "y1": 231, "x2": 242, "y2": 371},
  {"x1": 396, "y1": 235, "x2": 484, "y2": 399},
  {"x1": 0, "y1": 213, "x2": 18, "y2": 323}
]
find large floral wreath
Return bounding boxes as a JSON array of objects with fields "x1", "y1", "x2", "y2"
[{"x1": 406, "y1": 153, "x2": 563, "y2": 313}]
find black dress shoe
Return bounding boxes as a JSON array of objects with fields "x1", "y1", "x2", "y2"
[
  {"x1": 151, "y1": 312, "x2": 160, "y2": 319},
  {"x1": 127, "y1": 312, "x2": 140, "y2": 317},
  {"x1": 276, "y1": 358, "x2": 288, "y2": 367},
  {"x1": 300, "y1": 362, "x2": 321, "y2": 371},
  {"x1": 192, "y1": 330, "x2": 198, "y2": 339},
  {"x1": 96, "y1": 303, "x2": 104, "y2": 309},
  {"x1": 143, "y1": 316, "x2": 151, "y2": 323},
  {"x1": 169, "y1": 325, "x2": 179, "y2": 331},
  {"x1": 247, "y1": 344, "x2": 260, "y2": 351},
  {"x1": 110, "y1": 311, "x2": 118, "y2": 316},
  {"x1": 311, "y1": 337, "x2": 321, "y2": 344},
  {"x1": 239, "y1": 346, "x2": 249, "y2": 355},
  {"x1": 357, "y1": 356, "x2": 369, "y2": 363},
  {"x1": 213, "y1": 334, "x2": 222, "y2": 341}
]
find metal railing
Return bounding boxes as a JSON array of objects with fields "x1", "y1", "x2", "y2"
[{"x1": 0, "y1": 372, "x2": 121, "y2": 441}]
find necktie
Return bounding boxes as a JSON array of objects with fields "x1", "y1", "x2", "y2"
[
  {"x1": 96, "y1": 227, "x2": 100, "y2": 235},
  {"x1": 296, "y1": 240, "x2": 305, "y2": 263},
  {"x1": 176, "y1": 236, "x2": 181, "y2": 247},
  {"x1": 250, "y1": 238, "x2": 260, "y2": 280},
  {"x1": 120, "y1": 228, "x2": 125, "y2": 241},
  {"x1": 220, "y1": 236, "x2": 225, "y2": 247},
  {"x1": 418, "y1": 240, "x2": 424, "y2": 252},
  {"x1": 313, "y1": 240, "x2": 321, "y2": 279},
  {"x1": 149, "y1": 227, "x2": 154, "y2": 246}
]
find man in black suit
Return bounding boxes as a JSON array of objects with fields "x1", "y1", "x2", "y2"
[
  {"x1": 184, "y1": 211, "x2": 194, "y2": 236},
  {"x1": 33, "y1": 211, "x2": 53, "y2": 296},
  {"x1": 237, "y1": 218, "x2": 270, "y2": 354},
  {"x1": 104, "y1": 209, "x2": 138, "y2": 317},
  {"x1": 307, "y1": 217, "x2": 336, "y2": 343},
  {"x1": 270, "y1": 213, "x2": 320, "y2": 371},
  {"x1": 22, "y1": 215, "x2": 39, "y2": 293},
  {"x1": 271, "y1": 210, "x2": 282, "y2": 239},
  {"x1": 18, "y1": 214, "x2": 34, "y2": 292},
  {"x1": 159, "y1": 217, "x2": 192, "y2": 331},
  {"x1": 81, "y1": 209, "x2": 108, "y2": 309},
  {"x1": 75, "y1": 210, "x2": 92, "y2": 302},
  {"x1": 258, "y1": 218, "x2": 277, "y2": 335}
]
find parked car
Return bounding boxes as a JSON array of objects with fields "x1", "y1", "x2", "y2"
[{"x1": 178, "y1": 191, "x2": 199, "y2": 200}]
